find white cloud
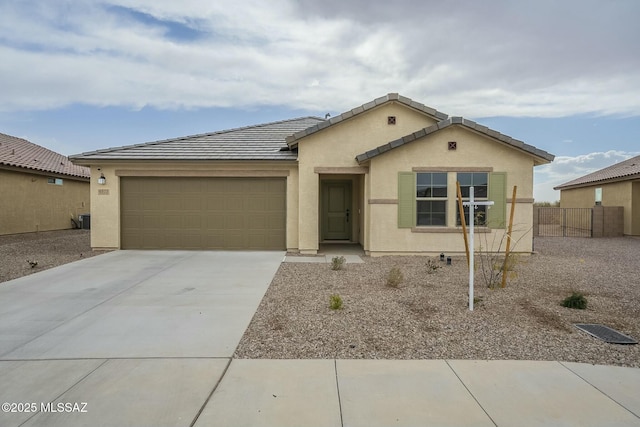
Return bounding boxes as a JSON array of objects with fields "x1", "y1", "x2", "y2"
[
  {"x1": 1, "y1": 0, "x2": 640, "y2": 117},
  {"x1": 534, "y1": 150, "x2": 640, "y2": 202}
]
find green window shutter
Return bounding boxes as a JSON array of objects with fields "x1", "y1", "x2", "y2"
[
  {"x1": 487, "y1": 172, "x2": 507, "y2": 229},
  {"x1": 397, "y1": 172, "x2": 415, "y2": 228}
]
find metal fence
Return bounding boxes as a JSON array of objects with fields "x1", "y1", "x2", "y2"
[{"x1": 535, "y1": 207, "x2": 592, "y2": 237}]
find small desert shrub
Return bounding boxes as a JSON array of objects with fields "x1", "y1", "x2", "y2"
[
  {"x1": 425, "y1": 259, "x2": 442, "y2": 274},
  {"x1": 329, "y1": 294, "x2": 343, "y2": 310},
  {"x1": 386, "y1": 267, "x2": 404, "y2": 287},
  {"x1": 492, "y1": 254, "x2": 519, "y2": 272},
  {"x1": 330, "y1": 256, "x2": 346, "y2": 271},
  {"x1": 561, "y1": 292, "x2": 587, "y2": 310}
]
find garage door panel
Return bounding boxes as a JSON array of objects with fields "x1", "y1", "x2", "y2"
[
  {"x1": 182, "y1": 196, "x2": 203, "y2": 211},
  {"x1": 246, "y1": 198, "x2": 266, "y2": 212},
  {"x1": 267, "y1": 196, "x2": 285, "y2": 211},
  {"x1": 267, "y1": 213, "x2": 285, "y2": 229},
  {"x1": 141, "y1": 230, "x2": 163, "y2": 248},
  {"x1": 224, "y1": 196, "x2": 244, "y2": 211},
  {"x1": 247, "y1": 233, "x2": 267, "y2": 249},
  {"x1": 248, "y1": 216, "x2": 267, "y2": 230},
  {"x1": 121, "y1": 177, "x2": 285, "y2": 250},
  {"x1": 183, "y1": 214, "x2": 203, "y2": 229},
  {"x1": 141, "y1": 196, "x2": 161, "y2": 211},
  {"x1": 223, "y1": 231, "x2": 246, "y2": 249},
  {"x1": 225, "y1": 214, "x2": 245, "y2": 229},
  {"x1": 181, "y1": 231, "x2": 203, "y2": 249}
]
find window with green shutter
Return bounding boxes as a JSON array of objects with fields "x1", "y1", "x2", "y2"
[{"x1": 398, "y1": 170, "x2": 506, "y2": 229}]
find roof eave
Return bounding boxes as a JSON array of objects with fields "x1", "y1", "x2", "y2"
[
  {"x1": 69, "y1": 157, "x2": 298, "y2": 165},
  {"x1": 0, "y1": 163, "x2": 91, "y2": 180},
  {"x1": 554, "y1": 173, "x2": 640, "y2": 190},
  {"x1": 355, "y1": 118, "x2": 555, "y2": 165}
]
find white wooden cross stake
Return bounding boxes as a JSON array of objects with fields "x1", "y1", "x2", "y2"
[{"x1": 462, "y1": 186, "x2": 494, "y2": 311}]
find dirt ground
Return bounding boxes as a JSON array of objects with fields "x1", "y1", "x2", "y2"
[{"x1": 0, "y1": 229, "x2": 108, "y2": 283}]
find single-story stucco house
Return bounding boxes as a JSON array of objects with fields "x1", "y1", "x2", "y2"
[
  {"x1": 554, "y1": 154, "x2": 640, "y2": 236},
  {"x1": 0, "y1": 132, "x2": 91, "y2": 235},
  {"x1": 69, "y1": 94, "x2": 554, "y2": 255}
]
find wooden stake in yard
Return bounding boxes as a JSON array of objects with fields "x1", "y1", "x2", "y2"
[
  {"x1": 456, "y1": 181, "x2": 470, "y2": 268},
  {"x1": 500, "y1": 185, "x2": 518, "y2": 288}
]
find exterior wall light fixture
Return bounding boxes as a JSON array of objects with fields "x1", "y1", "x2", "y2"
[{"x1": 98, "y1": 173, "x2": 106, "y2": 185}]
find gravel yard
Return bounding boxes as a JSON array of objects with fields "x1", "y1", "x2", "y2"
[
  {"x1": 235, "y1": 237, "x2": 640, "y2": 367},
  {"x1": 2, "y1": 232, "x2": 638, "y2": 367},
  {"x1": 0, "y1": 230, "x2": 107, "y2": 283}
]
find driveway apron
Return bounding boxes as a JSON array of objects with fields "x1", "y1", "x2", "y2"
[{"x1": 0, "y1": 250, "x2": 283, "y2": 427}]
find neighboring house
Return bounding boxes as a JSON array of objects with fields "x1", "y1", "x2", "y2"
[
  {"x1": 0, "y1": 133, "x2": 91, "y2": 235},
  {"x1": 69, "y1": 93, "x2": 554, "y2": 254},
  {"x1": 554, "y1": 155, "x2": 640, "y2": 236}
]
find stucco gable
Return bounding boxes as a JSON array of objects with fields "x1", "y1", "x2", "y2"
[
  {"x1": 286, "y1": 93, "x2": 449, "y2": 148},
  {"x1": 355, "y1": 117, "x2": 555, "y2": 165}
]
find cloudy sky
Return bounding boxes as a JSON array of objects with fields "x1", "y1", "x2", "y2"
[{"x1": 1, "y1": 0, "x2": 639, "y2": 201}]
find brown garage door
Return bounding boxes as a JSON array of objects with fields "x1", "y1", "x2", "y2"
[{"x1": 120, "y1": 177, "x2": 286, "y2": 249}]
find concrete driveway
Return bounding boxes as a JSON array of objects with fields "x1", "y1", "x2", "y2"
[{"x1": 0, "y1": 250, "x2": 283, "y2": 427}]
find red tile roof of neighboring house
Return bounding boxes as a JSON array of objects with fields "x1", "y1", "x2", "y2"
[
  {"x1": 0, "y1": 132, "x2": 90, "y2": 179},
  {"x1": 554, "y1": 154, "x2": 640, "y2": 190}
]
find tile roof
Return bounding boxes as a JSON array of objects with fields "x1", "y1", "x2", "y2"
[
  {"x1": 0, "y1": 132, "x2": 90, "y2": 179},
  {"x1": 355, "y1": 116, "x2": 555, "y2": 165},
  {"x1": 286, "y1": 93, "x2": 449, "y2": 147},
  {"x1": 70, "y1": 117, "x2": 324, "y2": 162},
  {"x1": 554, "y1": 155, "x2": 640, "y2": 190}
]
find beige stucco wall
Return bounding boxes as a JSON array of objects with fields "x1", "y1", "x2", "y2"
[
  {"x1": 0, "y1": 168, "x2": 89, "y2": 235},
  {"x1": 297, "y1": 101, "x2": 439, "y2": 253},
  {"x1": 633, "y1": 182, "x2": 640, "y2": 235},
  {"x1": 560, "y1": 180, "x2": 637, "y2": 235},
  {"x1": 87, "y1": 161, "x2": 297, "y2": 250},
  {"x1": 366, "y1": 125, "x2": 535, "y2": 254}
]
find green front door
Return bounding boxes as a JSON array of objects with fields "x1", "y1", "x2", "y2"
[{"x1": 322, "y1": 181, "x2": 352, "y2": 240}]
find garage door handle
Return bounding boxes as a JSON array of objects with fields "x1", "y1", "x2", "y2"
[{"x1": 346, "y1": 209, "x2": 350, "y2": 223}]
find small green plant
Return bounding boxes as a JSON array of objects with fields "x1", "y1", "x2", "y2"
[
  {"x1": 561, "y1": 292, "x2": 588, "y2": 310},
  {"x1": 329, "y1": 294, "x2": 343, "y2": 310},
  {"x1": 330, "y1": 256, "x2": 346, "y2": 271},
  {"x1": 425, "y1": 259, "x2": 442, "y2": 274},
  {"x1": 386, "y1": 267, "x2": 404, "y2": 287}
]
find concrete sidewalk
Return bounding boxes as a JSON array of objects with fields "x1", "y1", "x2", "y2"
[
  {"x1": 4, "y1": 358, "x2": 638, "y2": 427},
  {"x1": 197, "y1": 359, "x2": 640, "y2": 427}
]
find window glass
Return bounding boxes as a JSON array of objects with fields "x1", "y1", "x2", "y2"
[
  {"x1": 457, "y1": 172, "x2": 488, "y2": 225},
  {"x1": 417, "y1": 201, "x2": 447, "y2": 226},
  {"x1": 457, "y1": 172, "x2": 487, "y2": 198},
  {"x1": 416, "y1": 173, "x2": 447, "y2": 226},
  {"x1": 459, "y1": 205, "x2": 488, "y2": 226},
  {"x1": 416, "y1": 173, "x2": 447, "y2": 198}
]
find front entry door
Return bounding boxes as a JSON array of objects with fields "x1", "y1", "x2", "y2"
[{"x1": 322, "y1": 181, "x2": 352, "y2": 240}]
